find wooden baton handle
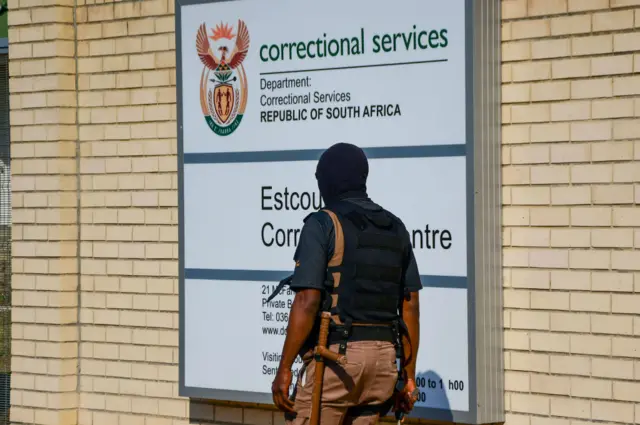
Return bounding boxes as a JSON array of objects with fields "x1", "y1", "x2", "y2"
[
  {"x1": 310, "y1": 312, "x2": 332, "y2": 425},
  {"x1": 316, "y1": 346, "x2": 347, "y2": 365}
]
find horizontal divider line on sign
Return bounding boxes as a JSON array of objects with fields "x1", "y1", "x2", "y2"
[
  {"x1": 184, "y1": 268, "x2": 467, "y2": 289},
  {"x1": 182, "y1": 144, "x2": 466, "y2": 164}
]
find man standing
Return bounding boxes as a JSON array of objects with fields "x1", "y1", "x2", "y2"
[{"x1": 271, "y1": 143, "x2": 422, "y2": 425}]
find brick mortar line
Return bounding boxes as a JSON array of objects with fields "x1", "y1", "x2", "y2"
[
  {"x1": 507, "y1": 334, "x2": 640, "y2": 338},
  {"x1": 72, "y1": 189, "x2": 178, "y2": 193},
  {"x1": 502, "y1": 6, "x2": 640, "y2": 21},
  {"x1": 78, "y1": 361, "x2": 178, "y2": 368},
  {"x1": 502, "y1": 83, "x2": 640, "y2": 91},
  {"x1": 13, "y1": 320, "x2": 179, "y2": 326},
  {"x1": 7, "y1": 71, "x2": 79, "y2": 76},
  {"x1": 74, "y1": 343, "x2": 179, "y2": 348},
  {"x1": 504, "y1": 412, "x2": 636, "y2": 424},
  {"x1": 507, "y1": 331, "x2": 640, "y2": 336},
  {"x1": 69, "y1": 274, "x2": 179, "y2": 279},
  {"x1": 502, "y1": 70, "x2": 640, "y2": 78},
  {"x1": 504, "y1": 245, "x2": 640, "y2": 248},
  {"x1": 80, "y1": 0, "x2": 167, "y2": 6},
  {"x1": 502, "y1": 204, "x2": 639, "y2": 207},
  {"x1": 76, "y1": 32, "x2": 176, "y2": 39},
  {"x1": 78, "y1": 322, "x2": 179, "y2": 327},
  {"x1": 18, "y1": 372, "x2": 179, "y2": 381},
  {"x1": 13, "y1": 242, "x2": 179, "y2": 244},
  {"x1": 504, "y1": 33, "x2": 640, "y2": 43},
  {"x1": 502, "y1": 96, "x2": 640, "y2": 103},
  {"x1": 502, "y1": 33, "x2": 640, "y2": 44},
  {"x1": 492, "y1": 307, "x2": 640, "y2": 313},
  {"x1": 76, "y1": 80, "x2": 176, "y2": 84},
  {"x1": 13, "y1": 165, "x2": 178, "y2": 169},
  {"x1": 68, "y1": 0, "x2": 86, "y2": 422},
  {"x1": 503, "y1": 270, "x2": 640, "y2": 274},
  {"x1": 507, "y1": 370, "x2": 640, "y2": 376},
  {"x1": 502, "y1": 23, "x2": 639, "y2": 36},
  {"x1": 13, "y1": 360, "x2": 180, "y2": 370},
  {"x1": 61, "y1": 48, "x2": 158, "y2": 57},
  {"x1": 504, "y1": 292, "x2": 640, "y2": 296},
  {"x1": 13, "y1": 241, "x2": 178, "y2": 244},
  {"x1": 18, "y1": 292, "x2": 181, "y2": 296},
  {"x1": 501, "y1": 53, "x2": 640, "y2": 62},
  {"x1": 72, "y1": 307, "x2": 179, "y2": 313},
  {"x1": 78, "y1": 16, "x2": 177, "y2": 23},
  {"x1": 502, "y1": 187, "x2": 640, "y2": 190},
  {"x1": 502, "y1": 73, "x2": 640, "y2": 80}
]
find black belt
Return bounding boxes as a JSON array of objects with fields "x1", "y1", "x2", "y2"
[{"x1": 327, "y1": 324, "x2": 396, "y2": 346}]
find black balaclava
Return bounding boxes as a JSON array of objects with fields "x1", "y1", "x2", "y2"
[{"x1": 315, "y1": 142, "x2": 369, "y2": 206}]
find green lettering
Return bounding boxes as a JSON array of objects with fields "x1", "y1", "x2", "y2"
[
  {"x1": 418, "y1": 31, "x2": 429, "y2": 49},
  {"x1": 412, "y1": 25, "x2": 417, "y2": 49},
  {"x1": 440, "y1": 29, "x2": 448, "y2": 47},
  {"x1": 269, "y1": 44, "x2": 279, "y2": 61},
  {"x1": 282, "y1": 43, "x2": 291, "y2": 59},
  {"x1": 372, "y1": 34, "x2": 381, "y2": 53},
  {"x1": 296, "y1": 42, "x2": 307, "y2": 59},
  {"x1": 401, "y1": 31, "x2": 412, "y2": 50},
  {"x1": 381, "y1": 34, "x2": 393, "y2": 52},
  {"x1": 428, "y1": 30, "x2": 439, "y2": 48},
  {"x1": 328, "y1": 39, "x2": 340, "y2": 56},
  {"x1": 393, "y1": 33, "x2": 402, "y2": 51},
  {"x1": 258, "y1": 27, "x2": 446, "y2": 62},
  {"x1": 306, "y1": 40, "x2": 316, "y2": 58}
]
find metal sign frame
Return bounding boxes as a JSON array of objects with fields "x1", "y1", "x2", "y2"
[{"x1": 175, "y1": 1, "x2": 502, "y2": 423}]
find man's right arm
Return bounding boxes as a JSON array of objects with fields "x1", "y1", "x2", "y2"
[
  {"x1": 271, "y1": 212, "x2": 334, "y2": 412},
  {"x1": 278, "y1": 211, "x2": 335, "y2": 366}
]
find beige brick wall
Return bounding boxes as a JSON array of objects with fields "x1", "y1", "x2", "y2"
[
  {"x1": 6, "y1": 0, "x2": 640, "y2": 424},
  {"x1": 74, "y1": 1, "x2": 187, "y2": 424},
  {"x1": 502, "y1": 1, "x2": 640, "y2": 425},
  {"x1": 7, "y1": 0, "x2": 80, "y2": 423}
]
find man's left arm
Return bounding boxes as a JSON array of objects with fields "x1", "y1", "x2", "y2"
[
  {"x1": 396, "y1": 230, "x2": 423, "y2": 414},
  {"x1": 271, "y1": 213, "x2": 332, "y2": 413}
]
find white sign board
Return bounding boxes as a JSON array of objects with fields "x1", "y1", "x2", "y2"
[{"x1": 176, "y1": 0, "x2": 502, "y2": 423}]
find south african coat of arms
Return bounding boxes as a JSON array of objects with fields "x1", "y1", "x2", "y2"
[{"x1": 196, "y1": 20, "x2": 250, "y2": 136}]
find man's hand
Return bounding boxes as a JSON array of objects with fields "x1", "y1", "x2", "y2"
[
  {"x1": 271, "y1": 367, "x2": 294, "y2": 413},
  {"x1": 393, "y1": 379, "x2": 419, "y2": 420},
  {"x1": 272, "y1": 289, "x2": 321, "y2": 413}
]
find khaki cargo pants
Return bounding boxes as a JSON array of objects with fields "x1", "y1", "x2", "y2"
[{"x1": 285, "y1": 340, "x2": 398, "y2": 425}]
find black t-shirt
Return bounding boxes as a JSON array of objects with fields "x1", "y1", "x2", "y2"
[{"x1": 289, "y1": 198, "x2": 423, "y2": 294}]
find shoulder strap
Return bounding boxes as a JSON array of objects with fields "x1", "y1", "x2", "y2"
[
  {"x1": 320, "y1": 208, "x2": 347, "y2": 325},
  {"x1": 321, "y1": 209, "x2": 344, "y2": 270}
]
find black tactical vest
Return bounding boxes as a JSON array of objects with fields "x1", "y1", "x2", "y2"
[{"x1": 321, "y1": 200, "x2": 408, "y2": 325}]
